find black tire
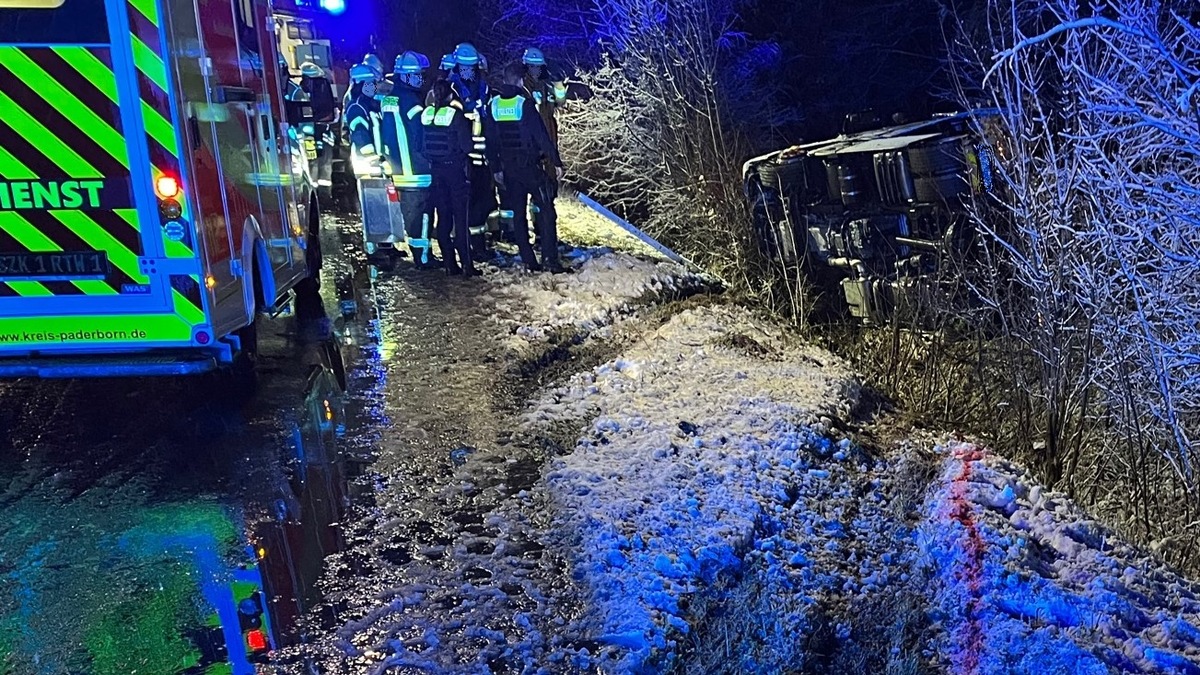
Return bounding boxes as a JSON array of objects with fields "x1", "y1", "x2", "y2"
[{"x1": 297, "y1": 198, "x2": 323, "y2": 295}]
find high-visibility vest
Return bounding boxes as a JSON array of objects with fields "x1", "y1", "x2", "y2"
[
  {"x1": 489, "y1": 95, "x2": 529, "y2": 157},
  {"x1": 420, "y1": 106, "x2": 460, "y2": 162}
]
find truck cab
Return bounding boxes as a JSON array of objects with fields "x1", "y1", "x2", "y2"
[{"x1": 0, "y1": 0, "x2": 319, "y2": 377}]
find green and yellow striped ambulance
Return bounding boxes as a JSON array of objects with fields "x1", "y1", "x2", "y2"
[{"x1": 0, "y1": 0, "x2": 320, "y2": 377}]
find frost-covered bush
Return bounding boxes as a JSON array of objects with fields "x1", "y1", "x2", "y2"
[
  {"x1": 558, "y1": 0, "x2": 790, "y2": 305},
  {"x1": 951, "y1": 0, "x2": 1200, "y2": 566}
]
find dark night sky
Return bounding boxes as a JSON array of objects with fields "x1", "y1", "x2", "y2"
[
  {"x1": 315, "y1": 0, "x2": 952, "y2": 138},
  {"x1": 313, "y1": 0, "x2": 480, "y2": 68}
]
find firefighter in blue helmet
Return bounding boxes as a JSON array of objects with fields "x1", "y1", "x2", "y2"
[
  {"x1": 346, "y1": 62, "x2": 407, "y2": 255},
  {"x1": 449, "y1": 42, "x2": 496, "y2": 257},
  {"x1": 522, "y1": 47, "x2": 568, "y2": 112},
  {"x1": 345, "y1": 63, "x2": 383, "y2": 177},
  {"x1": 344, "y1": 54, "x2": 388, "y2": 110},
  {"x1": 449, "y1": 43, "x2": 488, "y2": 113},
  {"x1": 364, "y1": 53, "x2": 390, "y2": 95},
  {"x1": 522, "y1": 47, "x2": 568, "y2": 245},
  {"x1": 426, "y1": 54, "x2": 457, "y2": 106},
  {"x1": 299, "y1": 62, "x2": 338, "y2": 200},
  {"x1": 485, "y1": 62, "x2": 565, "y2": 273},
  {"x1": 422, "y1": 80, "x2": 479, "y2": 277},
  {"x1": 381, "y1": 51, "x2": 437, "y2": 267}
]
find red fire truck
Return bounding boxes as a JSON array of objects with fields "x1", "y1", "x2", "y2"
[{"x1": 0, "y1": 0, "x2": 322, "y2": 377}]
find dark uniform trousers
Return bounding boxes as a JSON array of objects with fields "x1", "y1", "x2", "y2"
[
  {"x1": 503, "y1": 164, "x2": 558, "y2": 269},
  {"x1": 430, "y1": 162, "x2": 474, "y2": 272},
  {"x1": 399, "y1": 188, "x2": 429, "y2": 260}
]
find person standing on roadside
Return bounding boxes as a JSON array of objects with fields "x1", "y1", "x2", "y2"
[
  {"x1": 484, "y1": 63, "x2": 566, "y2": 273},
  {"x1": 422, "y1": 80, "x2": 480, "y2": 277},
  {"x1": 521, "y1": 46, "x2": 568, "y2": 246},
  {"x1": 381, "y1": 51, "x2": 436, "y2": 267}
]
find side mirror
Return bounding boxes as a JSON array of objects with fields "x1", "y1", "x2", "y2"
[{"x1": 286, "y1": 99, "x2": 314, "y2": 126}]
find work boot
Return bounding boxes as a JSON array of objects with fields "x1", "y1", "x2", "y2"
[{"x1": 410, "y1": 247, "x2": 441, "y2": 269}]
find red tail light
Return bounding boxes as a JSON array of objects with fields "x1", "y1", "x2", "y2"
[{"x1": 246, "y1": 629, "x2": 268, "y2": 651}]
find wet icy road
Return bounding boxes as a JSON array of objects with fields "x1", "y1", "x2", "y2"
[
  {"x1": 0, "y1": 206, "x2": 653, "y2": 675},
  {"x1": 290, "y1": 214, "x2": 617, "y2": 674},
  {"x1": 0, "y1": 214, "x2": 381, "y2": 674}
]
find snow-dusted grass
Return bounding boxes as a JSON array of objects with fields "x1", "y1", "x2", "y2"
[
  {"x1": 920, "y1": 444, "x2": 1200, "y2": 674},
  {"x1": 555, "y1": 197, "x2": 667, "y2": 260},
  {"x1": 484, "y1": 251, "x2": 704, "y2": 350},
  {"x1": 523, "y1": 305, "x2": 883, "y2": 671}
]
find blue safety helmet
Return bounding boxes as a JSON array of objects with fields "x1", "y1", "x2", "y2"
[
  {"x1": 349, "y1": 63, "x2": 377, "y2": 83},
  {"x1": 394, "y1": 50, "x2": 430, "y2": 74},
  {"x1": 362, "y1": 53, "x2": 385, "y2": 79},
  {"x1": 452, "y1": 42, "x2": 480, "y2": 67},
  {"x1": 522, "y1": 47, "x2": 546, "y2": 66},
  {"x1": 439, "y1": 53, "x2": 456, "y2": 71},
  {"x1": 299, "y1": 61, "x2": 325, "y2": 78}
]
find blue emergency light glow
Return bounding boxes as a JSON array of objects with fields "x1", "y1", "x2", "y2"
[{"x1": 320, "y1": 0, "x2": 345, "y2": 15}]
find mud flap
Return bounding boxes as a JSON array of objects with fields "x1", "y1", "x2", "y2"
[{"x1": 358, "y1": 177, "x2": 406, "y2": 245}]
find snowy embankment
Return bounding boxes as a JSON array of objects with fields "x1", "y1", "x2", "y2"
[
  {"x1": 921, "y1": 444, "x2": 1200, "y2": 674},
  {"x1": 522, "y1": 305, "x2": 905, "y2": 672},
  {"x1": 516, "y1": 292, "x2": 1200, "y2": 671}
]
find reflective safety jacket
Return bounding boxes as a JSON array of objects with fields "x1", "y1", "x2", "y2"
[
  {"x1": 380, "y1": 85, "x2": 431, "y2": 188},
  {"x1": 523, "y1": 73, "x2": 565, "y2": 151},
  {"x1": 285, "y1": 78, "x2": 306, "y2": 102},
  {"x1": 451, "y1": 74, "x2": 490, "y2": 167},
  {"x1": 345, "y1": 89, "x2": 383, "y2": 176},
  {"x1": 524, "y1": 72, "x2": 567, "y2": 111},
  {"x1": 420, "y1": 105, "x2": 473, "y2": 164},
  {"x1": 483, "y1": 85, "x2": 561, "y2": 174}
]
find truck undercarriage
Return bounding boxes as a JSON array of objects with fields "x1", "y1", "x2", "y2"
[{"x1": 744, "y1": 111, "x2": 1000, "y2": 326}]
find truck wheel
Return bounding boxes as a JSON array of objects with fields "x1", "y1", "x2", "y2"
[{"x1": 298, "y1": 198, "x2": 323, "y2": 294}]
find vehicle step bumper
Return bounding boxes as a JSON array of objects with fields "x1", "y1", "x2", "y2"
[{"x1": 0, "y1": 355, "x2": 220, "y2": 378}]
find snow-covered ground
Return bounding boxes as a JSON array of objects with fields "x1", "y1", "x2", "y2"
[
  {"x1": 486, "y1": 249, "x2": 703, "y2": 348},
  {"x1": 921, "y1": 444, "x2": 1200, "y2": 674},
  {"x1": 299, "y1": 200, "x2": 1200, "y2": 674}
]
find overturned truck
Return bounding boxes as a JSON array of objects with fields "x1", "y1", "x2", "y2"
[{"x1": 744, "y1": 111, "x2": 999, "y2": 325}]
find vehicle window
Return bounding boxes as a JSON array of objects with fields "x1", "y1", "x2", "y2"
[
  {"x1": 234, "y1": 0, "x2": 258, "y2": 56},
  {"x1": 287, "y1": 20, "x2": 313, "y2": 41},
  {"x1": 0, "y1": 0, "x2": 110, "y2": 44}
]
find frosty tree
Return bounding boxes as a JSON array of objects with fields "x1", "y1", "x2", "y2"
[{"x1": 955, "y1": 0, "x2": 1200, "y2": 561}]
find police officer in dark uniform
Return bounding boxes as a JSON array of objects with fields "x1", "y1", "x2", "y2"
[
  {"x1": 484, "y1": 63, "x2": 565, "y2": 273},
  {"x1": 422, "y1": 80, "x2": 479, "y2": 277}
]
